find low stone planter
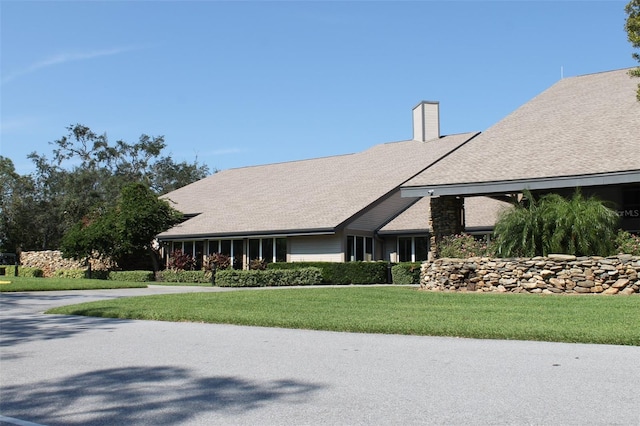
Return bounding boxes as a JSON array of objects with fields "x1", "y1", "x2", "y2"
[{"x1": 420, "y1": 254, "x2": 639, "y2": 295}]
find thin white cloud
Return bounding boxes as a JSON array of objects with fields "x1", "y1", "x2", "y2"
[
  {"x1": 1, "y1": 46, "x2": 145, "y2": 85},
  {"x1": 209, "y1": 148, "x2": 246, "y2": 156}
]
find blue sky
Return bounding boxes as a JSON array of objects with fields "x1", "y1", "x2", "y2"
[{"x1": 1, "y1": 1, "x2": 636, "y2": 175}]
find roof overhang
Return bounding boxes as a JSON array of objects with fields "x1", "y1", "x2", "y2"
[
  {"x1": 157, "y1": 228, "x2": 337, "y2": 242},
  {"x1": 401, "y1": 170, "x2": 640, "y2": 198}
]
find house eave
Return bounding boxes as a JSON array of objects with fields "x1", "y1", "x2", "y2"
[
  {"x1": 157, "y1": 228, "x2": 337, "y2": 242},
  {"x1": 401, "y1": 170, "x2": 640, "y2": 198}
]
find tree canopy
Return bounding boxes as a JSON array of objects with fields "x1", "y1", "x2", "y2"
[
  {"x1": 626, "y1": 0, "x2": 640, "y2": 99},
  {"x1": 60, "y1": 182, "x2": 182, "y2": 270},
  {"x1": 1, "y1": 125, "x2": 210, "y2": 253}
]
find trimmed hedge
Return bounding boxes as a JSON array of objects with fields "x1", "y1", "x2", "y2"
[
  {"x1": 391, "y1": 263, "x2": 421, "y2": 284},
  {"x1": 216, "y1": 267, "x2": 323, "y2": 287},
  {"x1": 108, "y1": 270, "x2": 155, "y2": 282},
  {"x1": 267, "y1": 261, "x2": 389, "y2": 284},
  {"x1": 1, "y1": 265, "x2": 44, "y2": 278},
  {"x1": 158, "y1": 270, "x2": 211, "y2": 284},
  {"x1": 53, "y1": 269, "x2": 87, "y2": 279},
  {"x1": 51, "y1": 269, "x2": 110, "y2": 279}
]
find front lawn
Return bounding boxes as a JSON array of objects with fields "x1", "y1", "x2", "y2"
[
  {"x1": 46, "y1": 287, "x2": 640, "y2": 345},
  {"x1": 0, "y1": 276, "x2": 148, "y2": 292}
]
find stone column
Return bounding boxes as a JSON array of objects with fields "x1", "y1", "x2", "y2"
[{"x1": 429, "y1": 196, "x2": 464, "y2": 260}]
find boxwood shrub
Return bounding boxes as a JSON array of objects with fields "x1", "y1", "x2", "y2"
[
  {"x1": 216, "y1": 267, "x2": 322, "y2": 287},
  {"x1": 267, "y1": 261, "x2": 389, "y2": 284},
  {"x1": 158, "y1": 270, "x2": 211, "y2": 284},
  {"x1": 1, "y1": 265, "x2": 44, "y2": 278},
  {"x1": 53, "y1": 269, "x2": 86, "y2": 279},
  {"x1": 391, "y1": 263, "x2": 422, "y2": 284},
  {"x1": 108, "y1": 270, "x2": 155, "y2": 282}
]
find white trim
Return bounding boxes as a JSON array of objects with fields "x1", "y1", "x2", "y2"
[{"x1": 401, "y1": 170, "x2": 640, "y2": 198}]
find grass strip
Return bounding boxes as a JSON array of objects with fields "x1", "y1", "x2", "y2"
[
  {"x1": 46, "y1": 287, "x2": 640, "y2": 345},
  {"x1": 0, "y1": 276, "x2": 147, "y2": 292}
]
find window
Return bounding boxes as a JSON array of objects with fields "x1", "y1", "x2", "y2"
[
  {"x1": 621, "y1": 187, "x2": 640, "y2": 218},
  {"x1": 248, "y1": 238, "x2": 276, "y2": 263},
  {"x1": 194, "y1": 241, "x2": 204, "y2": 269},
  {"x1": 220, "y1": 240, "x2": 231, "y2": 256},
  {"x1": 347, "y1": 235, "x2": 374, "y2": 262},
  {"x1": 398, "y1": 237, "x2": 412, "y2": 262},
  {"x1": 398, "y1": 236, "x2": 429, "y2": 262},
  {"x1": 207, "y1": 240, "x2": 220, "y2": 255},
  {"x1": 262, "y1": 238, "x2": 274, "y2": 262},
  {"x1": 232, "y1": 240, "x2": 244, "y2": 269},
  {"x1": 276, "y1": 238, "x2": 287, "y2": 262}
]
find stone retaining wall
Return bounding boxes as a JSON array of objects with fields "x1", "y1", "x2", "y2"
[
  {"x1": 20, "y1": 250, "x2": 113, "y2": 277},
  {"x1": 420, "y1": 254, "x2": 639, "y2": 295}
]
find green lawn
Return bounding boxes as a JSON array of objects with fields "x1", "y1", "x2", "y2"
[
  {"x1": 46, "y1": 287, "x2": 640, "y2": 345},
  {"x1": 0, "y1": 276, "x2": 148, "y2": 291}
]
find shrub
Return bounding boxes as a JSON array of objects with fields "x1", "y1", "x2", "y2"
[
  {"x1": 158, "y1": 270, "x2": 211, "y2": 283},
  {"x1": 438, "y1": 234, "x2": 493, "y2": 258},
  {"x1": 206, "y1": 253, "x2": 231, "y2": 271},
  {"x1": 391, "y1": 263, "x2": 421, "y2": 284},
  {"x1": 215, "y1": 267, "x2": 323, "y2": 287},
  {"x1": 53, "y1": 269, "x2": 87, "y2": 279},
  {"x1": 2, "y1": 266, "x2": 44, "y2": 278},
  {"x1": 267, "y1": 262, "x2": 389, "y2": 284},
  {"x1": 493, "y1": 190, "x2": 619, "y2": 257},
  {"x1": 168, "y1": 249, "x2": 196, "y2": 271},
  {"x1": 615, "y1": 230, "x2": 640, "y2": 255},
  {"x1": 249, "y1": 258, "x2": 267, "y2": 270},
  {"x1": 108, "y1": 270, "x2": 155, "y2": 282}
]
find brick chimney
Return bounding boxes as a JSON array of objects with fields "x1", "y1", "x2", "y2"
[{"x1": 412, "y1": 101, "x2": 440, "y2": 142}]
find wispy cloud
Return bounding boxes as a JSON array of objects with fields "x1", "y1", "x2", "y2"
[
  {"x1": 1, "y1": 46, "x2": 145, "y2": 85},
  {"x1": 209, "y1": 148, "x2": 246, "y2": 156}
]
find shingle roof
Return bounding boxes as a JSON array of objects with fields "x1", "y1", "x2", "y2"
[
  {"x1": 378, "y1": 196, "x2": 509, "y2": 234},
  {"x1": 403, "y1": 69, "x2": 640, "y2": 192},
  {"x1": 158, "y1": 132, "x2": 479, "y2": 239}
]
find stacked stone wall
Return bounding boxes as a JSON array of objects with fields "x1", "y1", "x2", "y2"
[
  {"x1": 420, "y1": 254, "x2": 639, "y2": 295},
  {"x1": 20, "y1": 250, "x2": 113, "y2": 277}
]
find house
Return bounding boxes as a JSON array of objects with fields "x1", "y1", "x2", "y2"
[
  {"x1": 157, "y1": 101, "x2": 506, "y2": 268},
  {"x1": 401, "y1": 68, "x2": 640, "y2": 257}
]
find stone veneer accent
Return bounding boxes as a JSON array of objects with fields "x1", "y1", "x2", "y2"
[
  {"x1": 429, "y1": 196, "x2": 464, "y2": 260},
  {"x1": 420, "y1": 254, "x2": 639, "y2": 295},
  {"x1": 20, "y1": 250, "x2": 113, "y2": 277}
]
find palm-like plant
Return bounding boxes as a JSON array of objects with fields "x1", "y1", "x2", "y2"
[{"x1": 493, "y1": 190, "x2": 619, "y2": 257}]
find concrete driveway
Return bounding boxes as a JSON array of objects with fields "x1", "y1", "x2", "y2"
[{"x1": 1, "y1": 286, "x2": 639, "y2": 425}]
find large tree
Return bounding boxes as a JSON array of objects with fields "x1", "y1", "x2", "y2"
[
  {"x1": 627, "y1": 0, "x2": 640, "y2": 99},
  {"x1": 2, "y1": 125, "x2": 210, "y2": 251},
  {"x1": 61, "y1": 182, "x2": 182, "y2": 271}
]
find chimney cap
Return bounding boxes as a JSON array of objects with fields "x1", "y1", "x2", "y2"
[{"x1": 413, "y1": 100, "x2": 440, "y2": 109}]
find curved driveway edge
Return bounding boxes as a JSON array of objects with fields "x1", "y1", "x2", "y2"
[{"x1": 1, "y1": 287, "x2": 639, "y2": 425}]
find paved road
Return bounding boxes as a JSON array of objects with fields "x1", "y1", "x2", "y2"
[{"x1": 1, "y1": 287, "x2": 639, "y2": 426}]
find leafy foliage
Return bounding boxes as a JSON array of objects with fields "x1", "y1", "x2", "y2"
[
  {"x1": 493, "y1": 190, "x2": 619, "y2": 257},
  {"x1": 167, "y1": 249, "x2": 197, "y2": 271},
  {"x1": 626, "y1": 0, "x2": 640, "y2": 100},
  {"x1": 249, "y1": 258, "x2": 267, "y2": 270},
  {"x1": 1, "y1": 265, "x2": 44, "y2": 278},
  {"x1": 61, "y1": 183, "x2": 182, "y2": 268},
  {"x1": 615, "y1": 230, "x2": 640, "y2": 255},
  {"x1": 268, "y1": 261, "x2": 389, "y2": 284},
  {"x1": 390, "y1": 263, "x2": 421, "y2": 284},
  {"x1": 215, "y1": 268, "x2": 323, "y2": 287},
  {"x1": 2, "y1": 125, "x2": 210, "y2": 251},
  {"x1": 438, "y1": 234, "x2": 494, "y2": 258},
  {"x1": 107, "y1": 271, "x2": 156, "y2": 282},
  {"x1": 206, "y1": 253, "x2": 231, "y2": 271},
  {"x1": 158, "y1": 270, "x2": 211, "y2": 284}
]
